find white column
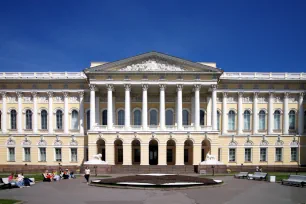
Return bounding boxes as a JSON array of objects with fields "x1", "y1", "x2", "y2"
[
  {"x1": 206, "y1": 96, "x2": 212, "y2": 127},
  {"x1": 32, "y1": 92, "x2": 38, "y2": 133},
  {"x1": 238, "y1": 92, "x2": 243, "y2": 134},
  {"x1": 194, "y1": 85, "x2": 201, "y2": 130},
  {"x1": 298, "y1": 92, "x2": 304, "y2": 135},
  {"x1": 253, "y1": 92, "x2": 258, "y2": 135},
  {"x1": 79, "y1": 91, "x2": 84, "y2": 134},
  {"x1": 95, "y1": 96, "x2": 100, "y2": 125},
  {"x1": 268, "y1": 92, "x2": 274, "y2": 135},
  {"x1": 107, "y1": 84, "x2": 114, "y2": 130},
  {"x1": 16, "y1": 92, "x2": 22, "y2": 133},
  {"x1": 159, "y1": 84, "x2": 166, "y2": 129},
  {"x1": 1, "y1": 92, "x2": 7, "y2": 133},
  {"x1": 48, "y1": 91, "x2": 53, "y2": 134},
  {"x1": 63, "y1": 92, "x2": 69, "y2": 134},
  {"x1": 124, "y1": 84, "x2": 131, "y2": 129},
  {"x1": 191, "y1": 96, "x2": 195, "y2": 126},
  {"x1": 283, "y1": 92, "x2": 289, "y2": 135},
  {"x1": 89, "y1": 85, "x2": 96, "y2": 130},
  {"x1": 211, "y1": 85, "x2": 217, "y2": 130},
  {"x1": 177, "y1": 85, "x2": 183, "y2": 130},
  {"x1": 222, "y1": 92, "x2": 227, "y2": 135},
  {"x1": 142, "y1": 84, "x2": 148, "y2": 130}
]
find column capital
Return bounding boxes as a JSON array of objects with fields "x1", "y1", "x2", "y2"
[
  {"x1": 269, "y1": 92, "x2": 274, "y2": 98},
  {"x1": 78, "y1": 91, "x2": 84, "y2": 98},
  {"x1": 299, "y1": 92, "x2": 304, "y2": 99},
  {"x1": 47, "y1": 91, "x2": 53, "y2": 98},
  {"x1": 222, "y1": 92, "x2": 228, "y2": 98},
  {"x1": 89, "y1": 84, "x2": 96, "y2": 91},
  {"x1": 193, "y1": 84, "x2": 201, "y2": 91},
  {"x1": 211, "y1": 84, "x2": 217, "y2": 90},
  {"x1": 238, "y1": 92, "x2": 243, "y2": 97},
  {"x1": 31, "y1": 91, "x2": 38, "y2": 97},
  {"x1": 16, "y1": 91, "x2": 23, "y2": 98},
  {"x1": 177, "y1": 84, "x2": 183, "y2": 91},
  {"x1": 124, "y1": 84, "x2": 131, "y2": 91},
  {"x1": 106, "y1": 84, "x2": 114, "y2": 92},
  {"x1": 159, "y1": 84, "x2": 166, "y2": 91},
  {"x1": 253, "y1": 92, "x2": 259, "y2": 98},
  {"x1": 63, "y1": 91, "x2": 69, "y2": 98},
  {"x1": 142, "y1": 84, "x2": 149, "y2": 91},
  {"x1": 284, "y1": 92, "x2": 290, "y2": 98}
]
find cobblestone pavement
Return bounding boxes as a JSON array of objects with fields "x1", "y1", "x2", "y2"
[{"x1": 0, "y1": 176, "x2": 305, "y2": 204}]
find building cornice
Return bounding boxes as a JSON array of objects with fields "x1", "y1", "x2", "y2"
[{"x1": 221, "y1": 72, "x2": 306, "y2": 81}]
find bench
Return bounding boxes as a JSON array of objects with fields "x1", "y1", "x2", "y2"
[
  {"x1": 1, "y1": 177, "x2": 35, "y2": 187},
  {"x1": 234, "y1": 172, "x2": 249, "y2": 179},
  {"x1": 281, "y1": 175, "x2": 306, "y2": 187},
  {"x1": 248, "y1": 172, "x2": 268, "y2": 181},
  {"x1": 0, "y1": 178, "x2": 11, "y2": 189}
]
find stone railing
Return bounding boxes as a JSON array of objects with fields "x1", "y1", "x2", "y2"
[
  {"x1": 221, "y1": 72, "x2": 305, "y2": 80},
  {"x1": 0, "y1": 72, "x2": 86, "y2": 79},
  {"x1": 92, "y1": 125, "x2": 213, "y2": 131}
]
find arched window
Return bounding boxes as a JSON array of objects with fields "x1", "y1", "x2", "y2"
[
  {"x1": 25, "y1": 110, "x2": 32, "y2": 129},
  {"x1": 304, "y1": 110, "x2": 306, "y2": 131},
  {"x1": 200, "y1": 110, "x2": 205, "y2": 126},
  {"x1": 259, "y1": 110, "x2": 266, "y2": 130},
  {"x1": 86, "y1": 110, "x2": 90, "y2": 130},
  {"x1": 243, "y1": 110, "x2": 251, "y2": 130},
  {"x1": 228, "y1": 110, "x2": 236, "y2": 131},
  {"x1": 289, "y1": 110, "x2": 296, "y2": 130},
  {"x1": 217, "y1": 111, "x2": 220, "y2": 130},
  {"x1": 56, "y1": 110, "x2": 63, "y2": 129},
  {"x1": 118, "y1": 110, "x2": 124, "y2": 125},
  {"x1": 274, "y1": 110, "x2": 281, "y2": 130},
  {"x1": 102, "y1": 110, "x2": 107, "y2": 125},
  {"x1": 166, "y1": 109, "x2": 174, "y2": 125},
  {"x1": 134, "y1": 110, "x2": 141, "y2": 125},
  {"x1": 41, "y1": 110, "x2": 48, "y2": 130},
  {"x1": 183, "y1": 110, "x2": 189, "y2": 125},
  {"x1": 10, "y1": 110, "x2": 17, "y2": 129},
  {"x1": 71, "y1": 110, "x2": 79, "y2": 130},
  {"x1": 149, "y1": 109, "x2": 158, "y2": 125}
]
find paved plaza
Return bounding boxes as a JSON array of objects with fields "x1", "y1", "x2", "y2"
[{"x1": 0, "y1": 176, "x2": 305, "y2": 204}]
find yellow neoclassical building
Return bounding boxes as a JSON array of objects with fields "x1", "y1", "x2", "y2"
[{"x1": 0, "y1": 52, "x2": 305, "y2": 172}]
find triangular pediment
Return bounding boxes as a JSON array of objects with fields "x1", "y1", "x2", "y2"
[{"x1": 84, "y1": 51, "x2": 222, "y2": 73}]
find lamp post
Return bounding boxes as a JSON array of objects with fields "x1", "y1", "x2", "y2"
[
  {"x1": 94, "y1": 166, "x2": 97, "y2": 176},
  {"x1": 58, "y1": 163, "x2": 61, "y2": 174},
  {"x1": 211, "y1": 165, "x2": 215, "y2": 176},
  {"x1": 241, "y1": 163, "x2": 244, "y2": 172}
]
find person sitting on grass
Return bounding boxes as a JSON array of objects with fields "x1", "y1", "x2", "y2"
[
  {"x1": 8, "y1": 172, "x2": 17, "y2": 187},
  {"x1": 63, "y1": 169, "x2": 70, "y2": 179},
  {"x1": 52, "y1": 170, "x2": 60, "y2": 181},
  {"x1": 43, "y1": 170, "x2": 51, "y2": 182},
  {"x1": 15, "y1": 174, "x2": 24, "y2": 188}
]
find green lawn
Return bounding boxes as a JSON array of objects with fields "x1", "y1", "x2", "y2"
[
  {"x1": 0, "y1": 199, "x2": 20, "y2": 204},
  {"x1": 0, "y1": 174, "x2": 43, "y2": 182}
]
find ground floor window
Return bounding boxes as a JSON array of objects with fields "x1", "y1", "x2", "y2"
[
  {"x1": 291, "y1": 147, "x2": 298, "y2": 161},
  {"x1": 24, "y1": 147, "x2": 31, "y2": 162},
  {"x1": 8, "y1": 147, "x2": 15, "y2": 162},
  {"x1": 55, "y1": 148, "x2": 62, "y2": 162},
  {"x1": 275, "y1": 148, "x2": 282, "y2": 162},
  {"x1": 244, "y1": 148, "x2": 252, "y2": 162},
  {"x1": 167, "y1": 149, "x2": 173, "y2": 163},
  {"x1": 71, "y1": 148, "x2": 78, "y2": 162},
  {"x1": 39, "y1": 148, "x2": 46, "y2": 162},
  {"x1": 229, "y1": 148, "x2": 236, "y2": 162},
  {"x1": 260, "y1": 148, "x2": 267, "y2": 162}
]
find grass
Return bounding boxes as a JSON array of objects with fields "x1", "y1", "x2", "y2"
[
  {"x1": 0, "y1": 173, "x2": 44, "y2": 182},
  {"x1": 0, "y1": 199, "x2": 21, "y2": 204}
]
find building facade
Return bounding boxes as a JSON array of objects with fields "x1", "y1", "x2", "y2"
[{"x1": 0, "y1": 52, "x2": 305, "y2": 170}]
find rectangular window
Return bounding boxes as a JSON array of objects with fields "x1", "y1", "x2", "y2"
[
  {"x1": 291, "y1": 147, "x2": 298, "y2": 161},
  {"x1": 55, "y1": 148, "x2": 62, "y2": 162},
  {"x1": 39, "y1": 148, "x2": 46, "y2": 162},
  {"x1": 260, "y1": 148, "x2": 267, "y2": 162},
  {"x1": 8, "y1": 147, "x2": 15, "y2": 162},
  {"x1": 24, "y1": 148, "x2": 31, "y2": 162},
  {"x1": 229, "y1": 148, "x2": 236, "y2": 162},
  {"x1": 218, "y1": 148, "x2": 221, "y2": 162},
  {"x1": 71, "y1": 148, "x2": 78, "y2": 162},
  {"x1": 244, "y1": 148, "x2": 252, "y2": 162},
  {"x1": 275, "y1": 148, "x2": 282, "y2": 162},
  {"x1": 184, "y1": 149, "x2": 189, "y2": 163}
]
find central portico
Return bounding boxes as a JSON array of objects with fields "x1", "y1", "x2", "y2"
[{"x1": 84, "y1": 52, "x2": 223, "y2": 166}]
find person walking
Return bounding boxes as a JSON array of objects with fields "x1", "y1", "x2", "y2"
[{"x1": 84, "y1": 166, "x2": 90, "y2": 184}]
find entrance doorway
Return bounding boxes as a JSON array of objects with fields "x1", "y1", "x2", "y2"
[
  {"x1": 132, "y1": 140, "x2": 141, "y2": 165},
  {"x1": 184, "y1": 140, "x2": 193, "y2": 165},
  {"x1": 96, "y1": 139, "x2": 106, "y2": 161},
  {"x1": 149, "y1": 140, "x2": 158, "y2": 165},
  {"x1": 114, "y1": 139, "x2": 123, "y2": 165},
  {"x1": 166, "y1": 140, "x2": 176, "y2": 165}
]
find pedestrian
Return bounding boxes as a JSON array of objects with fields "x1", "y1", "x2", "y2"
[
  {"x1": 255, "y1": 166, "x2": 259, "y2": 172},
  {"x1": 84, "y1": 166, "x2": 90, "y2": 184}
]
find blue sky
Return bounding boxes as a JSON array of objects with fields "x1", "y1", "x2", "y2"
[{"x1": 0, "y1": 0, "x2": 305, "y2": 72}]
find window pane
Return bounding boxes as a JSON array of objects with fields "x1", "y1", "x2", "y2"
[
  {"x1": 56, "y1": 110, "x2": 63, "y2": 129},
  {"x1": 274, "y1": 111, "x2": 280, "y2": 130},
  {"x1": 55, "y1": 148, "x2": 62, "y2": 162},
  {"x1": 134, "y1": 110, "x2": 141, "y2": 125},
  {"x1": 118, "y1": 110, "x2": 125, "y2": 125},
  {"x1": 275, "y1": 148, "x2": 282, "y2": 162},
  {"x1": 11, "y1": 110, "x2": 17, "y2": 129},
  {"x1": 41, "y1": 110, "x2": 48, "y2": 130},
  {"x1": 260, "y1": 148, "x2": 267, "y2": 162},
  {"x1": 259, "y1": 110, "x2": 266, "y2": 130},
  {"x1": 200, "y1": 110, "x2": 205, "y2": 126},
  {"x1": 244, "y1": 148, "x2": 251, "y2": 162},
  {"x1": 183, "y1": 110, "x2": 189, "y2": 125},
  {"x1": 8, "y1": 148, "x2": 15, "y2": 161},
  {"x1": 244, "y1": 110, "x2": 250, "y2": 130},
  {"x1": 40, "y1": 148, "x2": 46, "y2": 162},
  {"x1": 24, "y1": 148, "x2": 31, "y2": 162},
  {"x1": 26, "y1": 110, "x2": 32, "y2": 129},
  {"x1": 291, "y1": 147, "x2": 297, "y2": 161},
  {"x1": 166, "y1": 110, "x2": 173, "y2": 125},
  {"x1": 217, "y1": 111, "x2": 220, "y2": 130},
  {"x1": 72, "y1": 110, "x2": 79, "y2": 130},
  {"x1": 289, "y1": 110, "x2": 295, "y2": 130},
  {"x1": 86, "y1": 110, "x2": 90, "y2": 129},
  {"x1": 229, "y1": 148, "x2": 236, "y2": 162},
  {"x1": 150, "y1": 110, "x2": 157, "y2": 125},
  {"x1": 71, "y1": 148, "x2": 78, "y2": 162},
  {"x1": 228, "y1": 111, "x2": 235, "y2": 130},
  {"x1": 102, "y1": 110, "x2": 107, "y2": 125}
]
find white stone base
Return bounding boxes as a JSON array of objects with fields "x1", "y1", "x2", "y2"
[{"x1": 84, "y1": 160, "x2": 108, "y2": 165}]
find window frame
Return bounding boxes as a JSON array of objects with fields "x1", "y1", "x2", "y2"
[
  {"x1": 41, "y1": 109, "x2": 48, "y2": 130},
  {"x1": 289, "y1": 110, "x2": 296, "y2": 130},
  {"x1": 290, "y1": 147, "x2": 298, "y2": 162},
  {"x1": 260, "y1": 147, "x2": 267, "y2": 162},
  {"x1": 229, "y1": 148, "x2": 236, "y2": 162},
  {"x1": 133, "y1": 109, "x2": 141, "y2": 126},
  {"x1": 275, "y1": 147, "x2": 283, "y2": 162},
  {"x1": 228, "y1": 110, "x2": 236, "y2": 131},
  {"x1": 70, "y1": 148, "x2": 78, "y2": 162},
  {"x1": 258, "y1": 110, "x2": 266, "y2": 131},
  {"x1": 39, "y1": 147, "x2": 47, "y2": 162},
  {"x1": 55, "y1": 148, "x2": 62, "y2": 162},
  {"x1": 243, "y1": 110, "x2": 251, "y2": 130},
  {"x1": 71, "y1": 110, "x2": 79, "y2": 130},
  {"x1": 244, "y1": 148, "x2": 252, "y2": 162},
  {"x1": 7, "y1": 147, "x2": 15, "y2": 162},
  {"x1": 23, "y1": 147, "x2": 31, "y2": 162},
  {"x1": 56, "y1": 110, "x2": 63, "y2": 130},
  {"x1": 10, "y1": 109, "x2": 17, "y2": 130}
]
